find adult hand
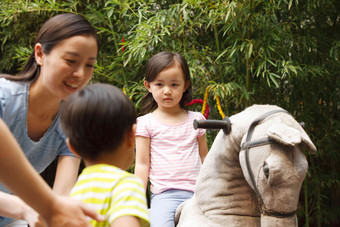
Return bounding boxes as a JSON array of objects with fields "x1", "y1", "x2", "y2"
[
  {"x1": 45, "y1": 196, "x2": 104, "y2": 227},
  {"x1": 0, "y1": 193, "x2": 43, "y2": 227},
  {"x1": 29, "y1": 216, "x2": 47, "y2": 227},
  {"x1": 22, "y1": 204, "x2": 41, "y2": 227}
]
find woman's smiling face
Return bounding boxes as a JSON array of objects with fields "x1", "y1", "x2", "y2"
[{"x1": 34, "y1": 35, "x2": 98, "y2": 100}]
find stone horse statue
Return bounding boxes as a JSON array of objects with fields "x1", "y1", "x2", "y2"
[{"x1": 175, "y1": 104, "x2": 316, "y2": 227}]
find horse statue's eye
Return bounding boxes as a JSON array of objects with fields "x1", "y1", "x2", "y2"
[{"x1": 263, "y1": 162, "x2": 269, "y2": 179}]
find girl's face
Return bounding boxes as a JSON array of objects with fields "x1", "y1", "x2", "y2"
[
  {"x1": 34, "y1": 35, "x2": 98, "y2": 100},
  {"x1": 145, "y1": 60, "x2": 189, "y2": 111}
]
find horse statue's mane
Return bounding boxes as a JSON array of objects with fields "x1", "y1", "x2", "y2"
[{"x1": 175, "y1": 104, "x2": 316, "y2": 227}]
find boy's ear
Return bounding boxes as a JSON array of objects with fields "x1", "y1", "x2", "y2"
[
  {"x1": 144, "y1": 81, "x2": 151, "y2": 93},
  {"x1": 34, "y1": 43, "x2": 44, "y2": 66},
  {"x1": 126, "y1": 124, "x2": 137, "y2": 148},
  {"x1": 66, "y1": 138, "x2": 80, "y2": 157}
]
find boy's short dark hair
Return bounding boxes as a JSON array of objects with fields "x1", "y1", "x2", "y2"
[{"x1": 60, "y1": 83, "x2": 136, "y2": 161}]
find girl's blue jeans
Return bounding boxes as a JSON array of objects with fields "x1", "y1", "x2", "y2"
[{"x1": 150, "y1": 189, "x2": 193, "y2": 227}]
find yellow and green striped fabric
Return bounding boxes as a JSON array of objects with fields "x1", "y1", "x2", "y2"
[{"x1": 70, "y1": 164, "x2": 150, "y2": 227}]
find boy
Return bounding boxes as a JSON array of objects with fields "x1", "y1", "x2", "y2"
[
  {"x1": 0, "y1": 118, "x2": 104, "y2": 227},
  {"x1": 60, "y1": 83, "x2": 150, "y2": 227}
]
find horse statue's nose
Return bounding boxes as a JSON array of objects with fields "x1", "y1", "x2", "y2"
[{"x1": 193, "y1": 117, "x2": 231, "y2": 135}]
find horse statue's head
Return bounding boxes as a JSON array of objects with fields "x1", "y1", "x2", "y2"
[{"x1": 175, "y1": 104, "x2": 316, "y2": 227}]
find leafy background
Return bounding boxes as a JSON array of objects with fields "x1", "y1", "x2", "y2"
[{"x1": 0, "y1": 0, "x2": 339, "y2": 226}]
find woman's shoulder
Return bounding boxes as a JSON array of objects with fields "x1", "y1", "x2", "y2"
[{"x1": 0, "y1": 78, "x2": 27, "y2": 96}]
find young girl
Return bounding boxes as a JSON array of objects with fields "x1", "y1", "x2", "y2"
[
  {"x1": 0, "y1": 13, "x2": 100, "y2": 226},
  {"x1": 134, "y1": 52, "x2": 209, "y2": 226}
]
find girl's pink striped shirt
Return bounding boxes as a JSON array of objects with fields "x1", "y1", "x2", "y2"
[{"x1": 136, "y1": 111, "x2": 206, "y2": 194}]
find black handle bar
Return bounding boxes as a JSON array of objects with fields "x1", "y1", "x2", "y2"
[{"x1": 193, "y1": 117, "x2": 231, "y2": 135}]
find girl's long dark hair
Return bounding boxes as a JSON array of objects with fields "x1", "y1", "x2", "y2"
[
  {"x1": 1, "y1": 13, "x2": 100, "y2": 82},
  {"x1": 141, "y1": 52, "x2": 192, "y2": 114}
]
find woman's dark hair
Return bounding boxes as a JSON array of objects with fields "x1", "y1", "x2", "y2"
[
  {"x1": 60, "y1": 83, "x2": 136, "y2": 161},
  {"x1": 1, "y1": 13, "x2": 100, "y2": 82},
  {"x1": 141, "y1": 52, "x2": 192, "y2": 114}
]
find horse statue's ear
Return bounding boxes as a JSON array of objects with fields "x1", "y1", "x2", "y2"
[{"x1": 267, "y1": 123, "x2": 316, "y2": 153}]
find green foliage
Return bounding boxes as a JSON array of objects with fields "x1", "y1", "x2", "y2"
[
  {"x1": 0, "y1": 0, "x2": 77, "y2": 73},
  {"x1": 0, "y1": 0, "x2": 339, "y2": 226}
]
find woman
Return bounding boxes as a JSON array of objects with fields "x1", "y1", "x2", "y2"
[{"x1": 0, "y1": 13, "x2": 100, "y2": 226}]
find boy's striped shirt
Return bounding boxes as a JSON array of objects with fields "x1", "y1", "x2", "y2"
[{"x1": 70, "y1": 164, "x2": 150, "y2": 227}]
